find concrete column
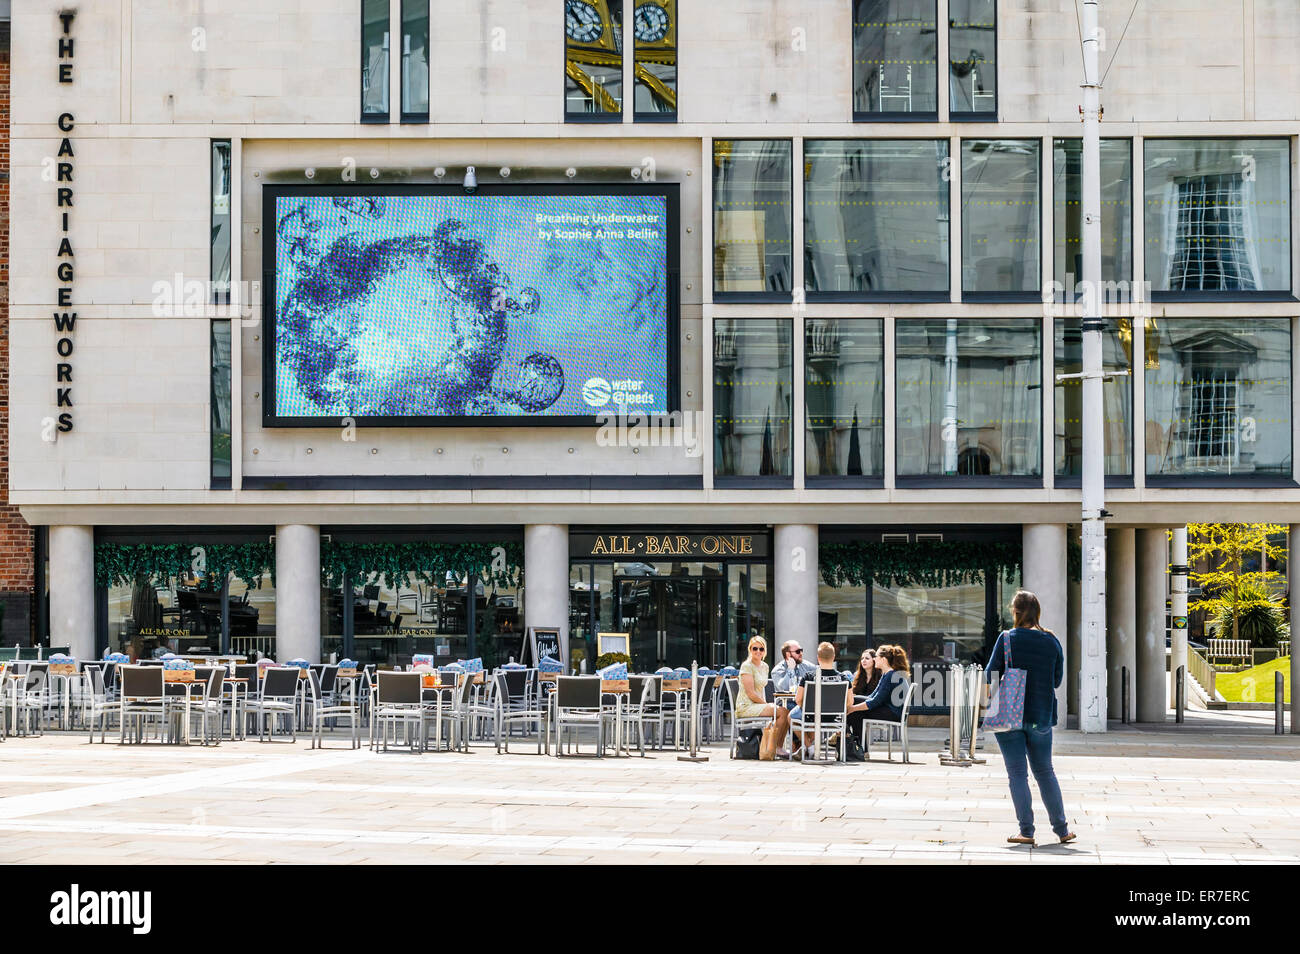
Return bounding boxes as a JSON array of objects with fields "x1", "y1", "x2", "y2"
[
  {"x1": 275, "y1": 525, "x2": 320, "y2": 663},
  {"x1": 1291, "y1": 526, "x2": 1299, "y2": 734},
  {"x1": 1023, "y1": 524, "x2": 1069, "y2": 717},
  {"x1": 1105, "y1": 527, "x2": 1136, "y2": 720},
  {"x1": 774, "y1": 525, "x2": 818, "y2": 649},
  {"x1": 524, "y1": 524, "x2": 570, "y2": 661},
  {"x1": 1136, "y1": 528, "x2": 1169, "y2": 722},
  {"x1": 49, "y1": 526, "x2": 95, "y2": 660}
]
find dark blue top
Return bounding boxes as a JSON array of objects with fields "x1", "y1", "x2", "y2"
[
  {"x1": 985, "y1": 628, "x2": 1064, "y2": 727},
  {"x1": 863, "y1": 669, "x2": 908, "y2": 720}
]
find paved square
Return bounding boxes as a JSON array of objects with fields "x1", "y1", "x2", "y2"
[{"x1": 1, "y1": 714, "x2": 1297, "y2": 865}]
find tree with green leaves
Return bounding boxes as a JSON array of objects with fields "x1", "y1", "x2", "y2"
[{"x1": 1186, "y1": 523, "x2": 1289, "y2": 645}]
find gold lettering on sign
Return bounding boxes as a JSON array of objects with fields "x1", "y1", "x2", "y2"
[
  {"x1": 676, "y1": 535, "x2": 692, "y2": 554},
  {"x1": 591, "y1": 536, "x2": 609, "y2": 555},
  {"x1": 740, "y1": 536, "x2": 753, "y2": 555}
]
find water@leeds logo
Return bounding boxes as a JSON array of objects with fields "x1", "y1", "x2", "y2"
[
  {"x1": 582, "y1": 377, "x2": 612, "y2": 407},
  {"x1": 49, "y1": 885, "x2": 152, "y2": 935}
]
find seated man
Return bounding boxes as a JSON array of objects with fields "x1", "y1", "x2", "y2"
[
  {"x1": 770, "y1": 640, "x2": 817, "y2": 694},
  {"x1": 789, "y1": 641, "x2": 850, "y2": 759}
]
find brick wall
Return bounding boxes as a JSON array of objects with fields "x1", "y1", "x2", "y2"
[{"x1": 0, "y1": 19, "x2": 36, "y2": 645}]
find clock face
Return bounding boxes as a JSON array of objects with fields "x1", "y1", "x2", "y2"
[
  {"x1": 634, "y1": 3, "x2": 670, "y2": 43},
  {"x1": 566, "y1": 0, "x2": 604, "y2": 44}
]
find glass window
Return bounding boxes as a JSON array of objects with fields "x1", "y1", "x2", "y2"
[
  {"x1": 565, "y1": 0, "x2": 623, "y2": 119},
  {"x1": 210, "y1": 140, "x2": 231, "y2": 303},
  {"x1": 852, "y1": 0, "x2": 938, "y2": 118},
  {"x1": 361, "y1": 0, "x2": 390, "y2": 120},
  {"x1": 228, "y1": 570, "x2": 276, "y2": 660},
  {"x1": 872, "y1": 577, "x2": 988, "y2": 664},
  {"x1": 633, "y1": 0, "x2": 676, "y2": 120},
  {"x1": 1054, "y1": 318, "x2": 1133, "y2": 477},
  {"x1": 949, "y1": 0, "x2": 997, "y2": 117},
  {"x1": 713, "y1": 140, "x2": 793, "y2": 296},
  {"x1": 804, "y1": 139, "x2": 949, "y2": 296},
  {"x1": 1053, "y1": 139, "x2": 1133, "y2": 297},
  {"x1": 962, "y1": 139, "x2": 1040, "y2": 297},
  {"x1": 896, "y1": 318, "x2": 1042, "y2": 477},
  {"x1": 211, "y1": 321, "x2": 232, "y2": 487},
  {"x1": 1145, "y1": 318, "x2": 1291, "y2": 479},
  {"x1": 1144, "y1": 139, "x2": 1291, "y2": 295},
  {"x1": 714, "y1": 319, "x2": 793, "y2": 479},
  {"x1": 818, "y1": 580, "x2": 867, "y2": 649},
  {"x1": 401, "y1": 0, "x2": 430, "y2": 120},
  {"x1": 806, "y1": 319, "x2": 885, "y2": 478}
]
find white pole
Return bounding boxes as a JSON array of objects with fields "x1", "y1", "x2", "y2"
[
  {"x1": 1078, "y1": 0, "x2": 1109, "y2": 732},
  {"x1": 943, "y1": 319, "x2": 959, "y2": 474},
  {"x1": 1170, "y1": 528, "x2": 1189, "y2": 712}
]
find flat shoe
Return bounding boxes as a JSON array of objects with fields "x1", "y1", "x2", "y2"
[
  {"x1": 1058, "y1": 832, "x2": 1077, "y2": 845},
  {"x1": 1007, "y1": 835, "x2": 1036, "y2": 846}
]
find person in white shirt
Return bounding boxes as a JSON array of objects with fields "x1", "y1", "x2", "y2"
[{"x1": 770, "y1": 640, "x2": 817, "y2": 694}]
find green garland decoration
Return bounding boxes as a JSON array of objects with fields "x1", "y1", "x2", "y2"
[
  {"x1": 319, "y1": 540, "x2": 523, "y2": 590},
  {"x1": 95, "y1": 542, "x2": 275, "y2": 589},
  {"x1": 820, "y1": 540, "x2": 1023, "y2": 589}
]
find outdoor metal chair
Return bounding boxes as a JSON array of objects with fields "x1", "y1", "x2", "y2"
[
  {"x1": 791, "y1": 677, "x2": 849, "y2": 764},
  {"x1": 308, "y1": 668, "x2": 361, "y2": 749},
  {"x1": 552, "y1": 676, "x2": 604, "y2": 757},
  {"x1": 723, "y1": 677, "x2": 775, "y2": 759},
  {"x1": 493, "y1": 670, "x2": 543, "y2": 754},
  {"x1": 82, "y1": 665, "x2": 119, "y2": 743},
  {"x1": 118, "y1": 665, "x2": 166, "y2": 744},
  {"x1": 247, "y1": 667, "x2": 300, "y2": 742},
  {"x1": 13, "y1": 665, "x2": 50, "y2": 737},
  {"x1": 862, "y1": 680, "x2": 916, "y2": 763},
  {"x1": 188, "y1": 666, "x2": 226, "y2": 746},
  {"x1": 372, "y1": 671, "x2": 424, "y2": 753}
]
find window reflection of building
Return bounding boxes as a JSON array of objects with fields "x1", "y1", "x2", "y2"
[
  {"x1": 1054, "y1": 319, "x2": 1133, "y2": 477},
  {"x1": 948, "y1": 0, "x2": 997, "y2": 116},
  {"x1": 565, "y1": 0, "x2": 624, "y2": 117},
  {"x1": 961, "y1": 139, "x2": 1040, "y2": 296},
  {"x1": 400, "y1": 0, "x2": 430, "y2": 118},
  {"x1": 804, "y1": 140, "x2": 949, "y2": 296},
  {"x1": 633, "y1": 0, "x2": 675, "y2": 119},
  {"x1": 361, "y1": 0, "x2": 390, "y2": 118},
  {"x1": 1144, "y1": 139, "x2": 1291, "y2": 294},
  {"x1": 1145, "y1": 318, "x2": 1291, "y2": 478},
  {"x1": 714, "y1": 319, "x2": 793, "y2": 479},
  {"x1": 713, "y1": 140, "x2": 793, "y2": 295},
  {"x1": 896, "y1": 318, "x2": 1042, "y2": 477},
  {"x1": 852, "y1": 0, "x2": 938, "y2": 118},
  {"x1": 805, "y1": 319, "x2": 885, "y2": 478}
]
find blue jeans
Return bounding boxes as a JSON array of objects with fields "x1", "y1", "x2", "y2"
[{"x1": 993, "y1": 724, "x2": 1069, "y2": 839}]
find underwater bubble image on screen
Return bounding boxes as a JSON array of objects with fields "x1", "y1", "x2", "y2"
[{"x1": 266, "y1": 186, "x2": 674, "y2": 422}]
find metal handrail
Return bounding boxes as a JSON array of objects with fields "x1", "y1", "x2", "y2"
[{"x1": 1188, "y1": 647, "x2": 1216, "y2": 698}]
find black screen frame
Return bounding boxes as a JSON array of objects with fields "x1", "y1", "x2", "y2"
[{"x1": 261, "y1": 181, "x2": 681, "y2": 428}]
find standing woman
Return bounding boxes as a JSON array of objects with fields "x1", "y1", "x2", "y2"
[
  {"x1": 986, "y1": 590, "x2": 1076, "y2": 846},
  {"x1": 736, "y1": 636, "x2": 792, "y2": 759}
]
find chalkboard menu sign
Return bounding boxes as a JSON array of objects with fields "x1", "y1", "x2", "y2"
[{"x1": 526, "y1": 626, "x2": 566, "y2": 668}]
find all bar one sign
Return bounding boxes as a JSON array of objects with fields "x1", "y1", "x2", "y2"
[
  {"x1": 572, "y1": 533, "x2": 766, "y2": 559},
  {"x1": 48, "y1": 11, "x2": 77, "y2": 435}
]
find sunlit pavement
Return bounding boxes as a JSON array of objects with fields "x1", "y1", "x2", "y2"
[{"x1": 1, "y1": 719, "x2": 1296, "y2": 864}]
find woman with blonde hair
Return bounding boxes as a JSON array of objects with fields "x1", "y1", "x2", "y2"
[
  {"x1": 985, "y1": 589, "x2": 1076, "y2": 846},
  {"x1": 736, "y1": 635, "x2": 792, "y2": 759}
]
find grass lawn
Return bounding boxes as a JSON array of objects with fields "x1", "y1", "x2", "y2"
[{"x1": 1217, "y1": 656, "x2": 1293, "y2": 703}]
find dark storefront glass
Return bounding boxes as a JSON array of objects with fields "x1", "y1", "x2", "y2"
[
  {"x1": 210, "y1": 321, "x2": 232, "y2": 487},
  {"x1": 1145, "y1": 318, "x2": 1291, "y2": 479},
  {"x1": 633, "y1": 0, "x2": 676, "y2": 120},
  {"x1": 805, "y1": 319, "x2": 885, "y2": 479},
  {"x1": 949, "y1": 0, "x2": 997, "y2": 118},
  {"x1": 1053, "y1": 139, "x2": 1133, "y2": 296},
  {"x1": 896, "y1": 318, "x2": 1042, "y2": 477},
  {"x1": 1054, "y1": 319, "x2": 1133, "y2": 477},
  {"x1": 565, "y1": 0, "x2": 623, "y2": 119},
  {"x1": 361, "y1": 0, "x2": 390, "y2": 120},
  {"x1": 400, "y1": 0, "x2": 430, "y2": 120},
  {"x1": 713, "y1": 140, "x2": 793, "y2": 296},
  {"x1": 962, "y1": 139, "x2": 1040, "y2": 297},
  {"x1": 804, "y1": 139, "x2": 949, "y2": 297},
  {"x1": 210, "y1": 140, "x2": 231, "y2": 302},
  {"x1": 714, "y1": 319, "x2": 793, "y2": 480},
  {"x1": 1144, "y1": 139, "x2": 1291, "y2": 295},
  {"x1": 852, "y1": 0, "x2": 938, "y2": 119}
]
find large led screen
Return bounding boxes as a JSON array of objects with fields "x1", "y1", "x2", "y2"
[{"x1": 263, "y1": 184, "x2": 678, "y2": 425}]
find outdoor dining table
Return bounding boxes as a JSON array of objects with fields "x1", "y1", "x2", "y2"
[{"x1": 542, "y1": 683, "x2": 632, "y2": 758}]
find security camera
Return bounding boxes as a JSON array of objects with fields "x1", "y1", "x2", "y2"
[{"x1": 463, "y1": 165, "x2": 477, "y2": 192}]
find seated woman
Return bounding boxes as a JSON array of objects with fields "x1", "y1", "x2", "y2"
[
  {"x1": 736, "y1": 636, "x2": 792, "y2": 759},
  {"x1": 851, "y1": 649, "x2": 879, "y2": 704},
  {"x1": 847, "y1": 644, "x2": 909, "y2": 738}
]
